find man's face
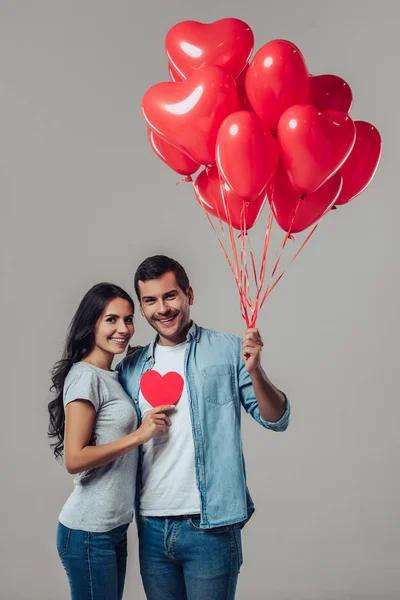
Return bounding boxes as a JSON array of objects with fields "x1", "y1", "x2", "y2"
[{"x1": 138, "y1": 271, "x2": 194, "y2": 345}]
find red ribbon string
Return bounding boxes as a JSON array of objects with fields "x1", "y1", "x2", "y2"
[{"x1": 196, "y1": 179, "x2": 323, "y2": 327}]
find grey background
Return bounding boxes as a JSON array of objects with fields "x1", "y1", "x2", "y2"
[{"x1": 1, "y1": 1, "x2": 398, "y2": 599}]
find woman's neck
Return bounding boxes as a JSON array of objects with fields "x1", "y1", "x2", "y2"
[{"x1": 82, "y1": 348, "x2": 113, "y2": 371}]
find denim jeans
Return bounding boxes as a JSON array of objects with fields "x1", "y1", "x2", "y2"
[
  {"x1": 138, "y1": 515, "x2": 243, "y2": 600},
  {"x1": 56, "y1": 522, "x2": 129, "y2": 600}
]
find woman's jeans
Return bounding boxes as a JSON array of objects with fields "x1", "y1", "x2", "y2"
[
  {"x1": 56, "y1": 522, "x2": 129, "y2": 600},
  {"x1": 138, "y1": 514, "x2": 243, "y2": 600}
]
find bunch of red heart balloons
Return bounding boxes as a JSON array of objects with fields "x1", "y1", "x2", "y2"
[{"x1": 142, "y1": 17, "x2": 382, "y2": 235}]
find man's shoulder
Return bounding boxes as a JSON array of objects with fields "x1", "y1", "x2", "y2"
[
  {"x1": 198, "y1": 326, "x2": 241, "y2": 350},
  {"x1": 115, "y1": 344, "x2": 151, "y2": 375},
  {"x1": 199, "y1": 325, "x2": 241, "y2": 341}
]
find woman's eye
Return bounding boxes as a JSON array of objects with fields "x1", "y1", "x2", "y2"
[
  {"x1": 125, "y1": 317, "x2": 133, "y2": 324},
  {"x1": 106, "y1": 317, "x2": 116, "y2": 323}
]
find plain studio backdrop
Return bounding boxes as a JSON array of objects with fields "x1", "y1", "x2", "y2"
[{"x1": 0, "y1": 2, "x2": 398, "y2": 599}]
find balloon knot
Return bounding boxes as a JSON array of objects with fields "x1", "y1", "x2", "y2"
[{"x1": 176, "y1": 175, "x2": 193, "y2": 185}]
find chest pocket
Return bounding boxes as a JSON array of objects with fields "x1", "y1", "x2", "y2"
[{"x1": 202, "y1": 364, "x2": 236, "y2": 405}]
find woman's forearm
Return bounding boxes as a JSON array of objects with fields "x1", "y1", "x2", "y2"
[{"x1": 65, "y1": 431, "x2": 142, "y2": 474}]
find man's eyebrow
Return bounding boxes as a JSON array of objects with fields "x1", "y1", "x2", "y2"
[{"x1": 141, "y1": 289, "x2": 178, "y2": 300}]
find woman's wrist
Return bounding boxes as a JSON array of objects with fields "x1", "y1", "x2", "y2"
[{"x1": 130, "y1": 430, "x2": 143, "y2": 448}]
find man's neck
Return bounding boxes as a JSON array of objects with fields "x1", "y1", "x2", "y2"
[{"x1": 157, "y1": 321, "x2": 193, "y2": 347}]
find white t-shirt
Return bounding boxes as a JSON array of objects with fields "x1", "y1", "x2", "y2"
[{"x1": 138, "y1": 341, "x2": 201, "y2": 516}]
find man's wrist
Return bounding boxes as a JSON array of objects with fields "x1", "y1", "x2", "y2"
[{"x1": 248, "y1": 364, "x2": 264, "y2": 380}]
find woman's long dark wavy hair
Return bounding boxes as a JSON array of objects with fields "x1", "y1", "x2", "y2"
[{"x1": 48, "y1": 282, "x2": 135, "y2": 460}]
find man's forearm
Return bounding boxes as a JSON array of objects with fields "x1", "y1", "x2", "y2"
[{"x1": 249, "y1": 367, "x2": 286, "y2": 422}]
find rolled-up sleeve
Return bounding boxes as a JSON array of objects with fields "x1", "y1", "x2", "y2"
[{"x1": 258, "y1": 393, "x2": 290, "y2": 431}]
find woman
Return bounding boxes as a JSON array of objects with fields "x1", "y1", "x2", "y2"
[{"x1": 48, "y1": 282, "x2": 174, "y2": 600}]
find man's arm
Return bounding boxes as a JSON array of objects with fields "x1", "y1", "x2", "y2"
[
  {"x1": 248, "y1": 366, "x2": 286, "y2": 422},
  {"x1": 239, "y1": 328, "x2": 290, "y2": 430}
]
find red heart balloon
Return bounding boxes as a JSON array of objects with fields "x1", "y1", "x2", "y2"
[
  {"x1": 142, "y1": 65, "x2": 238, "y2": 166},
  {"x1": 268, "y1": 162, "x2": 343, "y2": 233},
  {"x1": 245, "y1": 39, "x2": 309, "y2": 132},
  {"x1": 168, "y1": 61, "x2": 251, "y2": 111},
  {"x1": 216, "y1": 111, "x2": 278, "y2": 201},
  {"x1": 308, "y1": 74, "x2": 353, "y2": 113},
  {"x1": 335, "y1": 121, "x2": 382, "y2": 205},
  {"x1": 140, "y1": 370, "x2": 184, "y2": 407},
  {"x1": 237, "y1": 85, "x2": 252, "y2": 111},
  {"x1": 236, "y1": 66, "x2": 248, "y2": 87},
  {"x1": 277, "y1": 106, "x2": 356, "y2": 194},
  {"x1": 147, "y1": 128, "x2": 200, "y2": 176},
  {"x1": 168, "y1": 62, "x2": 253, "y2": 111},
  {"x1": 194, "y1": 165, "x2": 267, "y2": 230},
  {"x1": 236, "y1": 66, "x2": 252, "y2": 111},
  {"x1": 168, "y1": 62, "x2": 182, "y2": 82},
  {"x1": 165, "y1": 18, "x2": 254, "y2": 80}
]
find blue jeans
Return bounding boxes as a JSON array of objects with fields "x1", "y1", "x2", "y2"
[
  {"x1": 138, "y1": 515, "x2": 243, "y2": 600},
  {"x1": 56, "y1": 522, "x2": 129, "y2": 600}
]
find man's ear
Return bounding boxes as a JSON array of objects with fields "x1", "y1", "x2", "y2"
[
  {"x1": 188, "y1": 286, "x2": 194, "y2": 306},
  {"x1": 139, "y1": 303, "x2": 144, "y2": 317}
]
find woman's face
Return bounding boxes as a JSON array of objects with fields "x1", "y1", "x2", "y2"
[{"x1": 93, "y1": 297, "x2": 134, "y2": 356}]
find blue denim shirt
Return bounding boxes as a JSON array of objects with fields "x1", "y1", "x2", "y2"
[{"x1": 116, "y1": 322, "x2": 290, "y2": 529}]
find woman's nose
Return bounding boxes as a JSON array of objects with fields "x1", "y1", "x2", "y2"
[{"x1": 117, "y1": 321, "x2": 129, "y2": 334}]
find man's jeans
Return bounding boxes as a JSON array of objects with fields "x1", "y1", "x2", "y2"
[
  {"x1": 138, "y1": 514, "x2": 243, "y2": 600},
  {"x1": 56, "y1": 522, "x2": 129, "y2": 600}
]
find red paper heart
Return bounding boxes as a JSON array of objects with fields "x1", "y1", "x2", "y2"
[
  {"x1": 277, "y1": 106, "x2": 356, "y2": 194},
  {"x1": 165, "y1": 18, "x2": 254, "y2": 80},
  {"x1": 194, "y1": 164, "x2": 267, "y2": 231},
  {"x1": 268, "y1": 162, "x2": 342, "y2": 233},
  {"x1": 142, "y1": 65, "x2": 237, "y2": 165},
  {"x1": 140, "y1": 371, "x2": 184, "y2": 407},
  {"x1": 308, "y1": 74, "x2": 353, "y2": 113}
]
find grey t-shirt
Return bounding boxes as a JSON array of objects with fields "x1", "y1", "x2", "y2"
[{"x1": 59, "y1": 362, "x2": 138, "y2": 532}]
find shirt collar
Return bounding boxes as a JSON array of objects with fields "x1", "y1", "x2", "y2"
[{"x1": 145, "y1": 321, "x2": 200, "y2": 361}]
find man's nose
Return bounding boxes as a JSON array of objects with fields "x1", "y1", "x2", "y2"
[{"x1": 157, "y1": 301, "x2": 170, "y2": 315}]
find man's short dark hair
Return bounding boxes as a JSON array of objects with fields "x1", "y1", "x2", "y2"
[{"x1": 134, "y1": 255, "x2": 190, "y2": 299}]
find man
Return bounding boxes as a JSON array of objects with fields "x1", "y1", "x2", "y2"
[{"x1": 117, "y1": 255, "x2": 290, "y2": 600}]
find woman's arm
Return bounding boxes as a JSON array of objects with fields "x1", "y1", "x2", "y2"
[{"x1": 64, "y1": 400, "x2": 174, "y2": 474}]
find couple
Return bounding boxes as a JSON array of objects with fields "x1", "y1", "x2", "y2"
[{"x1": 48, "y1": 254, "x2": 291, "y2": 600}]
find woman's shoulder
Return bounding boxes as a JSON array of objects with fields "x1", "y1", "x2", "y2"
[
  {"x1": 64, "y1": 362, "x2": 101, "y2": 388},
  {"x1": 63, "y1": 362, "x2": 108, "y2": 407}
]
